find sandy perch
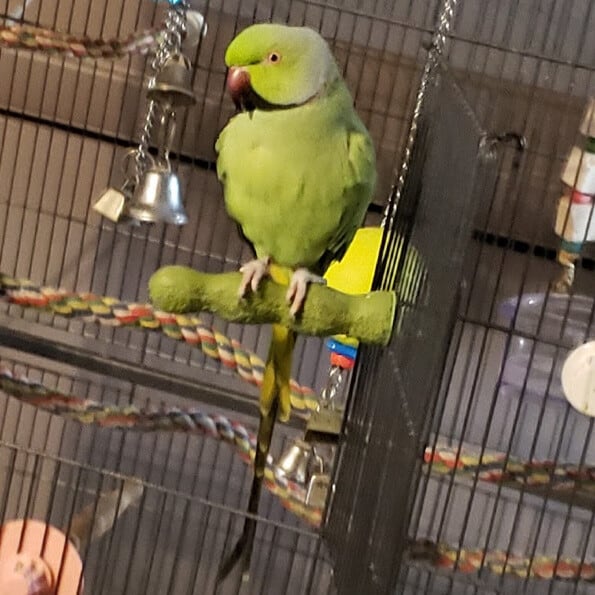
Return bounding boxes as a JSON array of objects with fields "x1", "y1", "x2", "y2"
[{"x1": 149, "y1": 265, "x2": 396, "y2": 346}]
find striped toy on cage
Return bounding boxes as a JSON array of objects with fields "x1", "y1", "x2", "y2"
[{"x1": 552, "y1": 97, "x2": 595, "y2": 292}]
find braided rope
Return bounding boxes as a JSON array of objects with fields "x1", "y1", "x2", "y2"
[
  {"x1": 425, "y1": 445, "x2": 595, "y2": 493},
  {"x1": 431, "y1": 541, "x2": 595, "y2": 582},
  {"x1": 0, "y1": 364, "x2": 322, "y2": 525},
  {"x1": 0, "y1": 23, "x2": 161, "y2": 59},
  {"x1": 0, "y1": 365, "x2": 592, "y2": 580},
  {"x1": 0, "y1": 273, "x2": 318, "y2": 414},
  {"x1": 1, "y1": 275, "x2": 592, "y2": 491}
]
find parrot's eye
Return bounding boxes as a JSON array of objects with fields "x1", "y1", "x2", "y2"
[{"x1": 268, "y1": 52, "x2": 281, "y2": 64}]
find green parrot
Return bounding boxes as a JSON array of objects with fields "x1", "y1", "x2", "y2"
[{"x1": 215, "y1": 23, "x2": 376, "y2": 583}]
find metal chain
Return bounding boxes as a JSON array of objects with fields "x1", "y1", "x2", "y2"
[
  {"x1": 382, "y1": 0, "x2": 459, "y2": 228},
  {"x1": 151, "y1": 0, "x2": 188, "y2": 70},
  {"x1": 319, "y1": 365, "x2": 346, "y2": 408},
  {"x1": 133, "y1": 0, "x2": 189, "y2": 182}
]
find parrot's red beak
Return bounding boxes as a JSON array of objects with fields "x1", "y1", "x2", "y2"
[{"x1": 226, "y1": 67, "x2": 252, "y2": 110}]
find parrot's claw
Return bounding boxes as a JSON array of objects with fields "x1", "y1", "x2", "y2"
[
  {"x1": 286, "y1": 268, "x2": 326, "y2": 317},
  {"x1": 238, "y1": 257, "x2": 270, "y2": 298}
]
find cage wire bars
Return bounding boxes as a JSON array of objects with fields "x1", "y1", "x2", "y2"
[
  {"x1": 0, "y1": 1, "x2": 592, "y2": 595},
  {"x1": 325, "y1": 0, "x2": 500, "y2": 592},
  {"x1": 398, "y1": 2, "x2": 595, "y2": 595}
]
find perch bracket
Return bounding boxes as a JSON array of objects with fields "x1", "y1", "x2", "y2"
[{"x1": 305, "y1": 407, "x2": 343, "y2": 443}]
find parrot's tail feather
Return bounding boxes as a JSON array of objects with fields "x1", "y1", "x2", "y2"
[
  {"x1": 216, "y1": 324, "x2": 295, "y2": 588},
  {"x1": 215, "y1": 525, "x2": 253, "y2": 585},
  {"x1": 215, "y1": 508, "x2": 257, "y2": 586},
  {"x1": 215, "y1": 402, "x2": 277, "y2": 587}
]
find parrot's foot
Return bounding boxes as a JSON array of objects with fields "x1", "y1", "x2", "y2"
[
  {"x1": 238, "y1": 257, "x2": 270, "y2": 297},
  {"x1": 287, "y1": 268, "x2": 326, "y2": 317}
]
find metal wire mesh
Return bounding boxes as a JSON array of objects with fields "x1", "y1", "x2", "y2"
[
  {"x1": 393, "y1": 2, "x2": 595, "y2": 595},
  {"x1": 327, "y1": 48, "x2": 492, "y2": 594},
  {"x1": 0, "y1": 1, "x2": 592, "y2": 594},
  {"x1": 0, "y1": 346, "x2": 331, "y2": 594}
]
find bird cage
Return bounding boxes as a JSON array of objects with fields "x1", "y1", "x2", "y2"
[{"x1": 0, "y1": 1, "x2": 592, "y2": 595}]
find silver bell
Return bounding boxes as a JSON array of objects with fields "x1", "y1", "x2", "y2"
[
  {"x1": 274, "y1": 439, "x2": 324, "y2": 487},
  {"x1": 147, "y1": 54, "x2": 196, "y2": 108},
  {"x1": 93, "y1": 186, "x2": 128, "y2": 223},
  {"x1": 126, "y1": 162, "x2": 188, "y2": 225}
]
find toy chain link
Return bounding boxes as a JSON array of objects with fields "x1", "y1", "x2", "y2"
[
  {"x1": 0, "y1": 273, "x2": 318, "y2": 413},
  {"x1": 0, "y1": 365, "x2": 592, "y2": 582},
  {"x1": 156, "y1": 0, "x2": 188, "y2": 59},
  {"x1": 134, "y1": 0, "x2": 189, "y2": 182},
  {"x1": 319, "y1": 364, "x2": 345, "y2": 407}
]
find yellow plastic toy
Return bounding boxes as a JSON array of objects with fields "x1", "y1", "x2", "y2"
[
  {"x1": 324, "y1": 226, "x2": 383, "y2": 295},
  {"x1": 324, "y1": 226, "x2": 384, "y2": 346},
  {"x1": 325, "y1": 226, "x2": 426, "y2": 346}
]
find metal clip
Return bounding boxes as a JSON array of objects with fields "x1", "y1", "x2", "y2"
[
  {"x1": 305, "y1": 472, "x2": 331, "y2": 509},
  {"x1": 305, "y1": 365, "x2": 346, "y2": 442}
]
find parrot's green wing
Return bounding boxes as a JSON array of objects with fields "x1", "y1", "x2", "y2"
[{"x1": 319, "y1": 127, "x2": 377, "y2": 270}]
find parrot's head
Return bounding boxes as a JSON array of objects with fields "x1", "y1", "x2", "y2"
[{"x1": 224, "y1": 24, "x2": 339, "y2": 110}]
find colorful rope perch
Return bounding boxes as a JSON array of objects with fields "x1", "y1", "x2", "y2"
[
  {"x1": 410, "y1": 539, "x2": 595, "y2": 582},
  {"x1": 1, "y1": 358, "x2": 592, "y2": 500},
  {"x1": 425, "y1": 445, "x2": 595, "y2": 495},
  {"x1": 437, "y1": 544, "x2": 593, "y2": 581},
  {"x1": 0, "y1": 23, "x2": 161, "y2": 59},
  {"x1": 0, "y1": 272, "x2": 318, "y2": 414},
  {"x1": 0, "y1": 364, "x2": 323, "y2": 526}
]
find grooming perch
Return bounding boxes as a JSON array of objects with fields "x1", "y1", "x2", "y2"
[
  {"x1": 212, "y1": 23, "x2": 376, "y2": 584},
  {"x1": 149, "y1": 266, "x2": 395, "y2": 345}
]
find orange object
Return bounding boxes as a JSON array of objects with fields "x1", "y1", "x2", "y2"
[
  {"x1": 0, "y1": 519, "x2": 83, "y2": 594},
  {"x1": 330, "y1": 352, "x2": 355, "y2": 369}
]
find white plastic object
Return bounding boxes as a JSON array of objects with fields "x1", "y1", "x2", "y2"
[
  {"x1": 554, "y1": 191, "x2": 595, "y2": 242},
  {"x1": 561, "y1": 340, "x2": 595, "y2": 416},
  {"x1": 183, "y1": 10, "x2": 207, "y2": 52},
  {"x1": 498, "y1": 293, "x2": 595, "y2": 404},
  {"x1": 561, "y1": 146, "x2": 595, "y2": 194}
]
